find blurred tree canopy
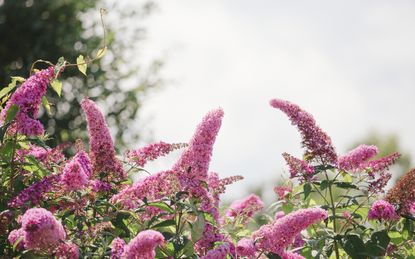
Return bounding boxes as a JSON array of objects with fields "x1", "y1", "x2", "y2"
[{"x1": 0, "y1": 0, "x2": 162, "y2": 149}]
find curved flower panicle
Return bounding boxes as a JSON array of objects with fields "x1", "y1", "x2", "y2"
[
  {"x1": 20, "y1": 208, "x2": 66, "y2": 251},
  {"x1": 337, "y1": 144, "x2": 378, "y2": 172},
  {"x1": 226, "y1": 194, "x2": 264, "y2": 221},
  {"x1": 81, "y1": 98, "x2": 125, "y2": 179},
  {"x1": 364, "y1": 152, "x2": 401, "y2": 173},
  {"x1": 270, "y1": 99, "x2": 337, "y2": 164},
  {"x1": 122, "y1": 230, "x2": 164, "y2": 259},
  {"x1": 252, "y1": 208, "x2": 327, "y2": 256},
  {"x1": 173, "y1": 108, "x2": 224, "y2": 191},
  {"x1": 0, "y1": 67, "x2": 55, "y2": 136},
  {"x1": 282, "y1": 153, "x2": 314, "y2": 180},
  {"x1": 126, "y1": 141, "x2": 187, "y2": 167},
  {"x1": 368, "y1": 200, "x2": 399, "y2": 221}
]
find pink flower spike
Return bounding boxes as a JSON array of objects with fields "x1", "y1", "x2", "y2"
[
  {"x1": 252, "y1": 208, "x2": 327, "y2": 255},
  {"x1": 368, "y1": 200, "x2": 399, "y2": 221},
  {"x1": 282, "y1": 153, "x2": 314, "y2": 181},
  {"x1": 337, "y1": 144, "x2": 378, "y2": 172},
  {"x1": 270, "y1": 99, "x2": 337, "y2": 164},
  {"x1": 111, "y1": 238, "x2": 126, "y2": 259},
  {"x1": 21, "y1": 208, "x2": 66, "y2": 251},
  {"x1": 81, "y1": 98, "x2": 125, "y2": 179},
  {"x1": 61, "y1": 151, "x2": 91, "y2": 191},
  {"x1": 126, "y1": 141, "x2": 186, "y2": 167},
  {"x1": 173, "y1": 108, "x2": 224, "y2": 185},
  {"x1": 226, "y1": 194, "x2": 264, "y2": 221},
  {"x1": 54, "y1": 242, "x2": 79, "y2": 259},
  {"x1": 8, "y1": 228, "x2": 25, "y2": 250},
  {"x1": 122, "y1": 230, "x2": 164, "y2": 259},
  {"x1": 0, "y1": 67, "x2": 55, "y2": 136},
  {"x1": 236, "y1": 238, "x2": 256, "y2": 258}
]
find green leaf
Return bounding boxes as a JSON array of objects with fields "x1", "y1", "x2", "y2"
[
  {"x1": 96, "y1": 46, "x2": 107, "y2": 59},
  {"x1": 365, "y1": 230, "x2": 390, "y2": 256},
  {"x1": 54, "y1": 57, "x2": 66, "y2": 77},
  {"x1": 342, "y1": 172, "x2": 353, "y2": 183},
  {"x1": 335, "y1": 182, "x2": 358, "y2": 190},
  {"x1": 320, "y1": 180, "x2": 331, "y2": 190},
  {"x1": 4, "y1": 104, "x2": 19, "y2": 124},
  {"x1": 152, "y1": 219, "x2": 176, "y2": 229},
  {"x1": 343, "y1": 234, "x2": 367, "y2": 259},
  {"x1": 147, "y1": 202, "x2": 174, "y2": 213},
  {"x1": 50, "y1": 79, "x2": 62, "y2": 97},
  {"x1": 303, "y1": 183, "x2": 312, "y2": 199},
  {"x1": 191, "y1": 213, "x2": 205, "y2": 242},
  {"x1": 0, "y1": 77, "x2": 24, "y2": 100},
  {"x1": 76, "y1": 55, "x2": 87, "y2": 76},
  {"x1": 41, "y1": 96, "x2": 51, "y2": 115}
]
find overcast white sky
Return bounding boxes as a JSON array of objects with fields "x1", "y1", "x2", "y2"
[{"x1": 133, "y1": 0, "x2": 415, "y2": 200}]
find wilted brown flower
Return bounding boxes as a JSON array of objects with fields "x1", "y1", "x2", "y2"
[{"x1": 385, "y1": 168, "x2": 415, "y2": 214}]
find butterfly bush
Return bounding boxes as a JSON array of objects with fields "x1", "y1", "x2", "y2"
[{"x1": 2, "y1": 64, "x2": 415, "y2": 259}]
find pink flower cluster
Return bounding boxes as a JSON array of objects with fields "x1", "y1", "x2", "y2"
[
  {"x1": 226, "y1": 194, "x2": 264, "y2": 221},
  {"x1": 60, "y1": 151, "x2": 91, "y2": 191},
  {"x1": 110, "y1": 170, "x2": 179, "y2": 210},
  {"x1": 81, "y1": 98, "x2": 125, "y2": 179},
  {"x1": 337, "y1": 144, "x2": 378, "y2": 172},
  {"x1": 274, "y1": 185, "x2": 293, "y2": 200},
  {"x1": 236, "y1": 238, "x2": 256, "y2": 258},
  {"x1": 195, "y1": 223, "x2": 226, "y2": 254},
  {"x1": 252, "y1": 208, "x2": 328, "y2": 256},
  {"x1": 282, "y1": 153, "x2": 315, "y2": 181},
  {"x1": 54, "y1": 242, "x2": 80, "y2": 259},
  {"x1": 111, "y1": 230, "x2": 164, "y2": 259},
  {"x1": 9, "y1": 208, "x2": 66, "y2": 252},
  {"x1": 270, "y1": 99, "x2": 337, "y2": 164},
  {"x1": 368, "y1": 200, "x2": 399, "y2": 221},
  {"x1": 200, "y1": 243, "x2": 230, "y2": 259},
  {"x1": 0, "y1": 67, "x2": 54, "y2": 136},
  {"x1": 8, "y1": 173, "x2": 61, "y2": 208},
  {"x1": 173, "y1": 108, "x2": 224, "y2": 194},
  {"x1": 126, "y1": 141, "x2": 186, "y2": 167}
]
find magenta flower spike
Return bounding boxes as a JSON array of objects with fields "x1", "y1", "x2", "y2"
[
  {"x1": 81, "y1": 98, "x2": 125, "y2": 179},
  {"x1": 0, "y1": 67, "x2": 55, "y2": 136},
  {"x1": 270, "y1": 99, "x2": 337, "y2": 164}
]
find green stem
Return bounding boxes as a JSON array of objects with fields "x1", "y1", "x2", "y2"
[{"x1": 326, "y1": 172, "x2": 340, "y2": 259}]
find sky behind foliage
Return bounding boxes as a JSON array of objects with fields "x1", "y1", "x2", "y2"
[{"x1": 135, "y1": 0, "x2": 415, "y2": 199}]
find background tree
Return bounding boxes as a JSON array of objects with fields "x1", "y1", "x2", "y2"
[{"x1": 0, "y1": 0, "x2": 162, "y2": 149}]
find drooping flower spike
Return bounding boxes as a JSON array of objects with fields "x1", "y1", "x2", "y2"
[{"x1": 270, "y1": 99, "x2": 337, "y2": 164}]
